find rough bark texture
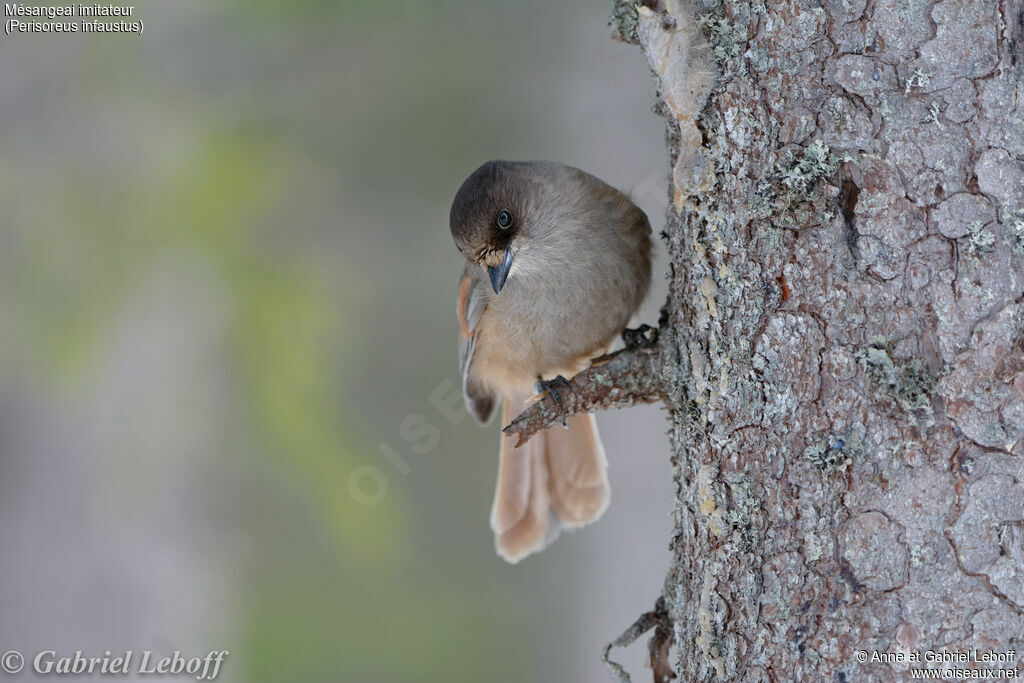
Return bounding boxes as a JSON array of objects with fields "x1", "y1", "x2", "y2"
[{"x1": 608, "y1": 0, "x2": 1024, "y2": 679}]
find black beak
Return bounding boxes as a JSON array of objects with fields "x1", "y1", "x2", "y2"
[{"x1": 487, "y1": 247, "x2": 514, "y2": 294}]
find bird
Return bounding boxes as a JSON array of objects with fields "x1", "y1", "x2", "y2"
[{"x1": 450, "y1": 160, "x2": 653, "y2": 563}]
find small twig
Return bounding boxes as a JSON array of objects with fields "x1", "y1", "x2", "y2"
[
  {"x1": 502, "y1": 332, "x2": 664, "y2": 447},
  {"x1": 602, "y1": 597, "x2": 676, "y2": 683}
]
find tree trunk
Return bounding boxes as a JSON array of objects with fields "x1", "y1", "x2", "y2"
[{"x1": 633, "y1": 0, "x2": 1024, "y2": 679}]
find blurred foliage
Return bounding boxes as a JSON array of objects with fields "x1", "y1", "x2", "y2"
[{"x1": 8, "y1": 125, "x2": 402, "y2": 561}]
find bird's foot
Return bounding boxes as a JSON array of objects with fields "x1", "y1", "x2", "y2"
[
  {"x1": 534, "y1": 375, "x2": 571, "y2": 428},
  {"x1": 622, "y1": 323, "x2": 657, "y2": 349}
]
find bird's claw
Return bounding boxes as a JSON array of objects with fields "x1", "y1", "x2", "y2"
[
  {"x1": 535, "y1": 375, "x2": 571, "y2": 427},
  {"x1": 622, "y1": 323, "x2": 657, "y2": 349}
]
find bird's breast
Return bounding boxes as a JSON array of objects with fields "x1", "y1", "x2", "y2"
[{"x1": 472, "y1": 276, "x2": 631, "y2": 394}]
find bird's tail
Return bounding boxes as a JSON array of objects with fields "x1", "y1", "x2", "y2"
[{"x1": 490, "y1": 392, "x2": 610, "y2": 563}]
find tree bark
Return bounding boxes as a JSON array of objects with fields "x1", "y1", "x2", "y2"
[{"x1": 604, "y1": 0, "x2": 1024, "y2": 679}]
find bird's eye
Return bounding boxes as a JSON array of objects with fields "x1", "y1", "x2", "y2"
[{"x1": 496, "y1": 209, "x2": 513, "y2": 230}]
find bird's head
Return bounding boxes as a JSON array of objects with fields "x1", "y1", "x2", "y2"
[{"x1": 449, "y1": 160, "x2": 541, "y2": 294}]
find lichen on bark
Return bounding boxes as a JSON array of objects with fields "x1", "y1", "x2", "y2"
[{"x1": 623, "y1": 0, "x2": 1024, "y2": 679}]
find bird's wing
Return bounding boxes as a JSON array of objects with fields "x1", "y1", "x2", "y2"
[{"x1": 458, "y1": 265, "x2": 497, "y2": 424}]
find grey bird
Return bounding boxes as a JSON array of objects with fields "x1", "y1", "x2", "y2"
[{"x1": 450, "y1": 160, "x2": 653, "y2": 563}]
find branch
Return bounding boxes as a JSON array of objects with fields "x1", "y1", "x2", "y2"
[
  {"x1": 601, "y1": 596, "x2": 675, "y2": 683},
  {"x1": 502, "y1": 328, "x2": 664, "y2": 447}
]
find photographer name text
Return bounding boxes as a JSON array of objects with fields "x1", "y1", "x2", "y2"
[{"x1": 11, "y1": 649, "x2": 228, "y2": 680}]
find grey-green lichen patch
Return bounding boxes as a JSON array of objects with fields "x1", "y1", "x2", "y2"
[
  {"x1": 776, "y1": 140, "x2": 840, "y2": 198},
  {"x1": 859, "y1": 338, "x2": 940, "y2": 425},
  {"x1": 875, "y1": 93, "x2": 897, "y2": 120},
  {"x1": 919, "y1": 101, "x2": 942, "y2": 125},
  {"x1": 805, "y1": 424, "x2": 865, "y2": 472},
  {"x1": 903, "y1": 67, "x2": 932, "y2": 94},
  {"x1": 805, "y1": 439, "x2": 850, "y2": 471},
  {"x1": 697, "y1": 13, "x2": 742, "y2": 63},
  {"x1": 748, "y1": 180, "x2": 777, "y2": 220},
  {"x1": 963, "y1": 220, "x2": 996, "y2": 255},
  {"x1": 608, "y1": 0, "x2": 639, "y2": 44},
  {"x1": 1009, "y1": 210, "x2": 1024, "y2": 254},
  {"x1": 825, "y1": 97, "x2": 845, "y2": 123},
  {"x1": 725, "y1": 473, "x2": 759, "y2": 547}
]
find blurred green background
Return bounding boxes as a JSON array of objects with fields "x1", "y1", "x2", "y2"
[{"x1": 0, "y1": 1, "x2": 674, "y2": 681}]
